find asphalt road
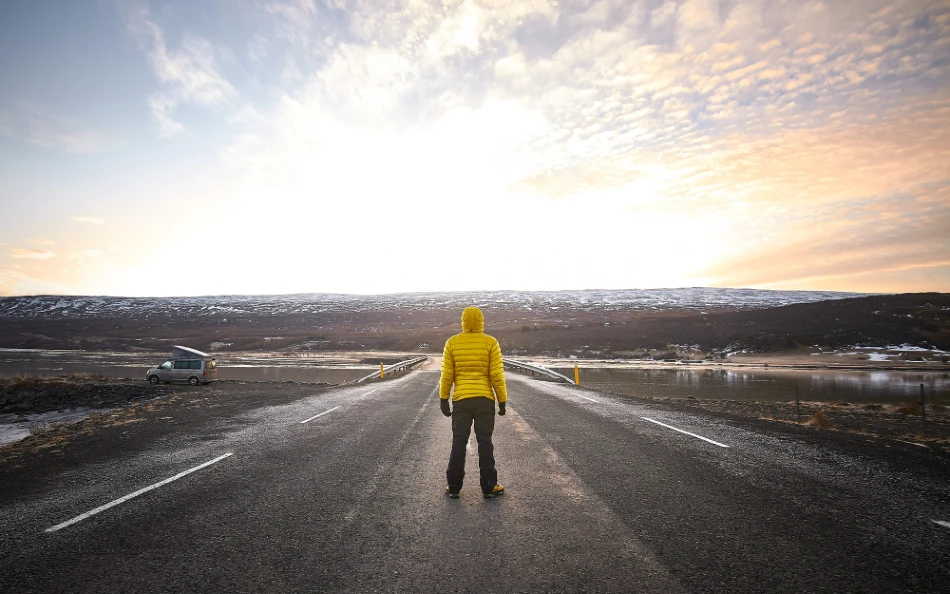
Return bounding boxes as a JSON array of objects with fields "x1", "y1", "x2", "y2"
[{"x1": 2, "y1": 369, "x2": 949, "y2": 593}]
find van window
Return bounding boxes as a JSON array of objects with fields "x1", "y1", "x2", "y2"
[
  {"x1": 190, "y1": 360, "x2": 201, "y2": 369},
  {"x1": 174, "y1": 361, "x2": 187, "y2": 369},
  {"x1": 160, "y1": 361, "x2": 172, "y2": 370}
]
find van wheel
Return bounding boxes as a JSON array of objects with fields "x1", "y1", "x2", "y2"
[
  {"x1": 188, "y1": 376, "x2": 199, "y2": 386},
  {"x1": 148, "y1": 375, "x2": 160, "y2": 385}
]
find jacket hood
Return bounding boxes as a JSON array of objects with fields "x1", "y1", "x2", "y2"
[{"x1": 461, "y1": 306, "x2": 485, "y2": 333}]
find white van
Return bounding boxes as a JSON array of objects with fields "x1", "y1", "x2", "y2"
[{"x1": 146, "y1": 346, "x2": 219, "y2": 386}]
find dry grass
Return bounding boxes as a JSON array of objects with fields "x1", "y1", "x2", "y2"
[
  {"x1": 28, "y1": 421, "x2": 53, "y2": 436},
  {"x1": 4, "y1": 373, "x2": 110, "y2": 389},
  {"x1": 8, "y1": 374, "x2": 44, "y2": 389},
  {"x1": 805, "y1": 410, "x2": 834, "y2": 429},
  {"x1": 863, "y1": 402, "x2": 884, "y2": 411},
  {"x1": 897, "y1": 400, "x2": 922, "y2": 415},
  {"x1": 65, "y1": 372, "x2": 108, "y2": 381}
]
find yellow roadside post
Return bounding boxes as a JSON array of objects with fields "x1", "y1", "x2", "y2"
[
  {"x1": 574, "y1": 364, "x2": 580, "y2": 385},
  {"x1": 380, "y1": 362, "x2": 384, "y2": 379}
]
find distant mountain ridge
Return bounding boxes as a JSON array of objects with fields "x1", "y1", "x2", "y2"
[
  {"x1": 6, "y1": 289, "x2": 941, "y2": 356},
  {"x1": 0, "y1": 288, "x2": 864, "y2": 320}
]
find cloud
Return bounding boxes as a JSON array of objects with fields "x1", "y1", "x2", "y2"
[
  {"x1": 72, "y1": 216, "x2": 105, "y2": 226},
  {"x1": 0, "y1": 267, "x2": 72, "y2": 296},
  {"x1": 207, "y1": 0, "x2": 950, "y2": 292},
  {"x1": 28, "y1": 238, "x2": 57, "y2": 247},
  {"x1": 0, "y1": 103, "x2": 119, "y2": 153},
  {"x1": 118, "y1": 1, "x2": 235, "y2": 137},
  {"x1": 425, "y1": 1, "x2": 488, "y2": 57},
  {"x1": 697, "y1": 183, "x2": 950, "y2": 289},
  {"x1": 68, "y1": 250, "x2": 107, "y2": 264},
  {"x1": 247, "y1": 34, "x2": 270, "y2": 63},
  {"x1": 10, "y1": 248, "x2": 57, "y2": 260},
  {"x1": 147, "y1": 95, "x2": 186, "y2": 138}
]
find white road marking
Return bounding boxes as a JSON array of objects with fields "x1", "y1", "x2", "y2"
[
  {"x1": 575, "y1": 393, "x2": 601, "y2": 403},
  {"x1": 44, "y1": 453, "x2": 234, "y2": 533},
  {"x1": 934, "y1": 520, "x2": 950, "y2": 529},
  {"x1": 640, "y1": 417, "x2": 730, "y2": 448},
  {"x1": 300, "y1": 406, "x2": 341, "y2": 424}
]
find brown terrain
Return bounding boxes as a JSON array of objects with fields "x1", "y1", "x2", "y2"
[
  {"x1": 597, "y1": 388, "x2": 950, "y2": 455},
  {"x1": 2, "y1": 291, "x2": 948, "y2": 457},
  {"x1": 3, "y1": 373, "x2": 947, "y2": 466},
  {"x1": 1, "y1": 292, "x2": 948, "y2": 358}
]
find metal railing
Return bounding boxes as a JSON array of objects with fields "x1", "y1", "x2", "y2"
[
  {"x1": 503, "y1": 358, "x2": 575, "y2": 385},
  {"x1": 354, "y1": 356, "x2": 429, "y2": 383}
]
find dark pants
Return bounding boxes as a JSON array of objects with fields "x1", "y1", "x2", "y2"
[{"x1": 446, "y1": 397, "x2": 497, "y2": 494}]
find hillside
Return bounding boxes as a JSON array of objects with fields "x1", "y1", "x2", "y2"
[{"x1": 0, "y1": 289, "x2": 947, "y2": 357}]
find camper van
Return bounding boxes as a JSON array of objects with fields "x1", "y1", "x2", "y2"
[{"x1": 146, "y1": 346, "x2": 219, "y2": 386}]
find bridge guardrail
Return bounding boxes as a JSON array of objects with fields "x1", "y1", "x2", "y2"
[
  {"x1": 355, "y1": 356, "x2": 429, "y2": 383},
  {"x1": 503, "y1": 358, "x2": 575, "y2": 385}
]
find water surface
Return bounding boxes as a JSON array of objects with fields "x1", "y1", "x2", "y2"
[
  {"x1": 0, "y1": 349, "x2": 373, "y2": 384},
  {"x1": 553, "y1": 366, "x2": 950, "y2": 404}
]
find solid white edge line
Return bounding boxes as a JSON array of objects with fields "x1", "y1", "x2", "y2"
[
  {"x1": 44, "y1": 453, "x2": 234, "y2": 533},
  {"x1": 300, "y1": 405, "x2": 341, "y2": 424},
  {"x1": 934, "y1": 520, "x2": 950, "y2": 529},
  {"x1": 575, "y1": 393, "x2": 601, "y2": 403},
  {"x1": 640, "y1": 417, "x2": 730, "y2": 448}
]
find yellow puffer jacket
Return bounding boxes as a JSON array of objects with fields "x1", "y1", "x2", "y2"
[{"x1": 439, "y1": 306, "x2": 508, "y2": 403}]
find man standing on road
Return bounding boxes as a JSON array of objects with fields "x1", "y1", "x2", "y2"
[{"x1": 439, "y1": 306, "x2": 508, "y2": 499}]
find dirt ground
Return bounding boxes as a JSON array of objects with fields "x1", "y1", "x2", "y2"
[{"x1": 0, "y1": 380, "x2": 329, "y2": 472}]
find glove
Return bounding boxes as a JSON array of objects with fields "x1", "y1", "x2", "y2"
[
  {"x1": 440, "y1": 398, "x2": 451, "y2": 417},
  {"x1": 498, "y1": 402, "x2": 506, "y2": 416}
]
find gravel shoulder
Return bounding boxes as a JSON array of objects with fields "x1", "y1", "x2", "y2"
[
  {"x1": 0, "y1": 380, "x2": 333, "y2": 497},
  {"x1": 592, "y1": 389, "x2": 950, "y2": 457}
]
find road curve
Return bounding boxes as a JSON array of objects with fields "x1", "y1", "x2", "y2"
[{"x1": 1, "y1": 369, "x2": 948, "y2": 593}]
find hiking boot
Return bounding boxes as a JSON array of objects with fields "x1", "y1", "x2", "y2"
[
  {"x1": 445, "y1": 486, "x2": 460, "y2": 499},
  {"x1": 483, "y1": 485, "x2": 505, "y2": 499}
]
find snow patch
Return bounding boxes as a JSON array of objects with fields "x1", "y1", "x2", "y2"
[{"x1": 0, "y1": 409, "x2": 95, "y2": 446}]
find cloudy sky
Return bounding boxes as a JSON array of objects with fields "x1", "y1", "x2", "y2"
[{"x1": 1, "y1": 0, "x2": 948, "y2": 297}]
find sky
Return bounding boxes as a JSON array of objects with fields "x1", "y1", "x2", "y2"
[{"x1": 0, "y1": 0, "x2": 948, "y2": 297}]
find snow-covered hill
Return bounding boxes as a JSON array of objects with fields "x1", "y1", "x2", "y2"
[{"x1": 0, "y1": 288, "x2": 865, "y2": 320}]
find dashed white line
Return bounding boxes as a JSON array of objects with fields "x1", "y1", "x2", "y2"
[
  {"x1": 640, "y1": 417, "x2": 730, "y2": 448},
  {"x1": 44, "y1": 453, "x2": 234, "y2": 533},
  {"x1": 933, "y1": 520, "x2": 950, "y2": 529},
  {"x1": 574, "y1": 393, "x2": 601, "y2": 403},
  {"x1": 300, "y1": 406, "x2": 341, "y2": 424}
]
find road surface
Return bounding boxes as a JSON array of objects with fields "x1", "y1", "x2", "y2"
[{"x1": 1, "y1": 369, "x2": 949, "y2": 593}]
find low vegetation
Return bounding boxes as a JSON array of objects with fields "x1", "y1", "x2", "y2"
[
  {"x1": 1, "y1": 377, "x2": 175, "y2": 415},
  {"x1": 1, "y1": 293, "x2": 948, "y2": 356},
  {"x1": 896, "y1": 400, "x2": 922, "y2": 415},
  {"x1": 805, "y1": 410, "x2": 834, "y2": 429},
  {"x1": 5, "y1": 373, "x2": 109, "y2": 390}
]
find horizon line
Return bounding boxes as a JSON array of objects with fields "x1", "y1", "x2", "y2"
[{"x1": 0, "y1": 286, "x2": 900, "y2": 300}]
